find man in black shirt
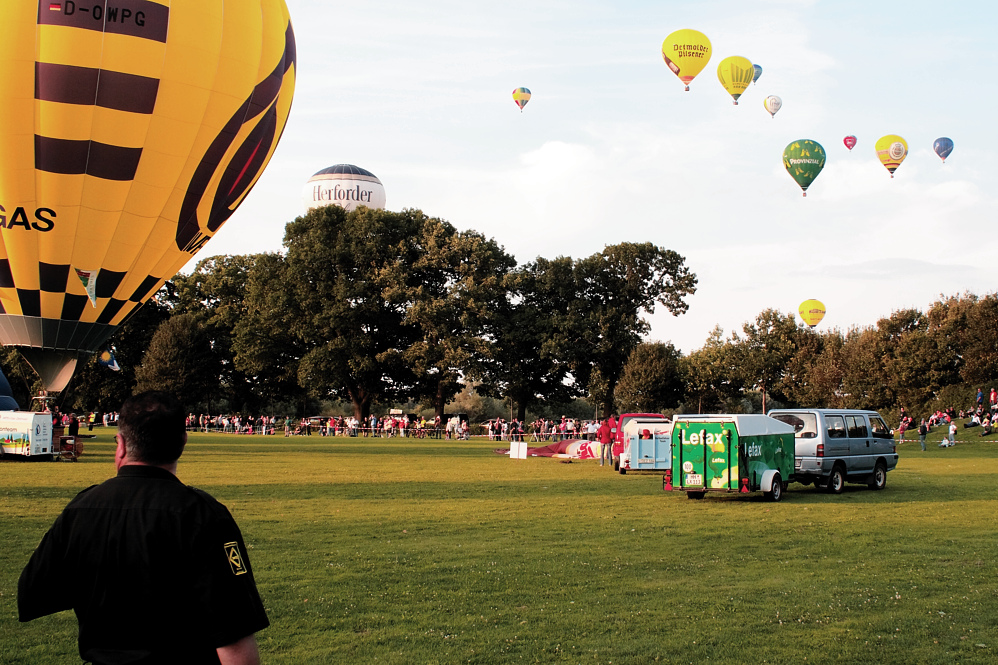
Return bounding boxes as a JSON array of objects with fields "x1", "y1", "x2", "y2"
[{"x1": 18, "y1": 391, "x2": 269, "y2": 665}]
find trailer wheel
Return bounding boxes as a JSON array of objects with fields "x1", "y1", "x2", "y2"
[
  {"x1": 827, "y1": 466, "x2": 845, "y2": 494},
  {"x1": 765, "y1": 473, "x2": 783, "y2": 502},
  {"x1": 686, "y1": 491, "x2": 705, "y2": 500},
  {"x1": 868, "y1": 462, "x2": 887, "y2": 490},
  {"x1": 619, "y1": 468, "x2": 627, "y2": 475}
]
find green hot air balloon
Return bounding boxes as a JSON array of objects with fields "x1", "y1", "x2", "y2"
[{"x1": 783, "y1": 140, "x2": 826, "y2": 197}]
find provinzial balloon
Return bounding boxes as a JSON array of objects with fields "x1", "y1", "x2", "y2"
[
  {"x1": 763, "y1": 95, "x2": 782, "y2": 118},
  {"x1": 933, "y1": 137, "x2": 954, "y2": 163},
  {"x1": 752, "y1": 64, "x2": 763, "y2": 84},
  {"x1": 875, "y1": 135, "x2": 908, "y2": 178},
  {"x1": 783, "y1": 140, "x2": 826, "y2": 197},
  {"x1": 798, "y1": 299, "x2": 826, "y2": 328},
  {"x1": 512, "y1": 87, "x2": 531, "y2": 112},
  {"x1": 843, "y1": 135, "x2": 857, "y2": 151},
  {"x1": 662, "y1": 29, "x2": 712, "y2": 91},
  {"x1": 0, "y1": 1, "x2": 297, "y2": 391},
  {"x1": 303, "y1": 165, "x2": 386, "y2": 213},
  {"x1": 717, "y1": 55, "x2": 754, "y2": 105}
]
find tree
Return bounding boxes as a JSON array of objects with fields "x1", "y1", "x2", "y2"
[
  {"x1": 232, "y1": 253, "x2": 309, "y2": 412},
  {"x1": 395, "y1": 219, "x2": 516, "y2": 417},
  {"x1": 614, "y1": 341, "x2": 684, "y2": 413},
  {"x1": 279, "y1": 206, "x2": 424, "y2": 420},
  {"x1": 735, "y1": 309, "x2": 800, "y2": 413},
  {"x1": 473, "y1": 257, "x2": 580, "y2": 421},
  {"x1": 174, "y1": 254, "x2": 267, "y2": 412},
  {"x1": 567, "y1": 243, "x2": 697, "y2": 417},
  {"x1": 134, "y1": 313, "x2": 221, "y2": 411},
  {"x1": 680, "y1": 326, "x2": 743, "y2": 413}
]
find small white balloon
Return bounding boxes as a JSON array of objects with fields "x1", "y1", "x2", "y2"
[{"x1": 764, "y1": 95, "x2": 782, "y2": 118}]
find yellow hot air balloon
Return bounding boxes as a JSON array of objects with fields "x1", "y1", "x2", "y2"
[
  {"x1": 875, "y1": 135, "x2": 908, "y2": 178},
  {"x1": 799, "y1": 299, "x2": 826, "y2": 328},
  {"x1": 716, "y1": 56, "x2": 754, "y2": 105},
  {"x1": 0, "y1": 0, "x2": 297, "y2": 391},
  {"x1": 662, "y1": 29, "x2": 712, "y2": 91}
]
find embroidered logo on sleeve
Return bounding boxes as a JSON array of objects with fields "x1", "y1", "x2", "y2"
[{"x1": 224, "y1": 541, "x2": 248, "y2": 576}]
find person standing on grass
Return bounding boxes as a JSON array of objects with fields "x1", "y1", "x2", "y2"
[
  {"x1": 597, "y1": 419, "x2": 613, "y2": 467},
  {"x1": 18, "y1": 391, "x2": 268, "y2": 665},
  {"x1": 949, "y1": 420, "x2": 958, "y2": 446},
  {"x1": 918, "y1": 419, "x2": 927, "y2": 451}
]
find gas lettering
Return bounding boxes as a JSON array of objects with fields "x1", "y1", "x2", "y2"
[{"x1": 0, "y1": 206, "x2": 57, "y2": 232}]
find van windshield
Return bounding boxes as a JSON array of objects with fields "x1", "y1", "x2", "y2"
[{"x1": 771, "y1": 413, "x2": 818, "y2": 438}]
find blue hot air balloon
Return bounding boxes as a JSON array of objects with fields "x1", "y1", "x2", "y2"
[{"x1": 933, "y1": 137, "x2": 954, "y2": 163}]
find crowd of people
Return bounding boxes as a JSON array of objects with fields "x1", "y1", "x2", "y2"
[
  {"x1": 180, "y1": 413, "x2": 472, "y2": 439},
  {"x1": 485, "y1": 416, "x2": 603, "y2": 442},
  {"x1": 901, "y1": 387, "x2": 997, "y2": 450}
]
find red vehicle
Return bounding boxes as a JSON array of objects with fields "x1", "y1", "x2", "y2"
[{"x1": 610, "y1": 413, "x2": 672, "y2": 472}]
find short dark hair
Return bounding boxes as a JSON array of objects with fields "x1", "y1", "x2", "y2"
[{"x1": 118, "y1": 391, "x2": 186, "y2": 465}]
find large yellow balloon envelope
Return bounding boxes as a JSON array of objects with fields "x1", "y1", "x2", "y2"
[
  {"x1": 0, "y1": 0, "x2": 297, "y2": 390},
  {"x1": 717, "y1": 56, "x2": 754, "y2": 105},
  {"x1": 662, "y1": 29, "x2": 712, "y2": 91},
  {"x1": 799, "y1": 299, "x2": 826, "y2": 328},
  {"x1": 875, "y1": 135, "x2": 908, "y2": 178}
]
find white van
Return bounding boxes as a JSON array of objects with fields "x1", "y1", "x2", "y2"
[{"x1": 767, "y1": 408, "x2": 898, "y2": 493}]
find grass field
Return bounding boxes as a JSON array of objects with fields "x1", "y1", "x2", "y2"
[{"x1": 1, "y1": 429, "x2": 996, "y2": 664}]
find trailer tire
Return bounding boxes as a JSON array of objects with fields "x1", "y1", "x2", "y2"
[
  {"x1": 686, "y1": 491, "x2": 705, "y2": 500},
  {"x1": 868, "y1": 462, "x2": 887, "y2": 490},
  {"x1": 765, "y1": 473, "x2": 784, "y2": 502},
  {"x1": 827, "y1": 466, "x2": 845, "y2": 494},
  {"x1": 619, "y1": 468, "x2": 627, "y2": 475}
]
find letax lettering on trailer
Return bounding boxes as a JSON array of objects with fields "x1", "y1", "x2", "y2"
[{"x1": 680, "y1": 430, "x2": 726, "y2": 446}]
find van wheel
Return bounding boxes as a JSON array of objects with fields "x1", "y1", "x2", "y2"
[
  {"x1": 868, "y1": 462, "x2": 887, "y2": 490},
  {"x1": 687, "y1": 491, "x2": 705, "y2": 500},
  {"x1": 765, "y1": 474, "x2": 783, "y2": 502},
  {"x1": 827, "y1": 466, "x2": 845, "y2": 494}
]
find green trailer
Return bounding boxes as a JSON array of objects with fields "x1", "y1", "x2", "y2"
[{"x1": 666, "y1": 415, "x2": 796, "y2": 501}]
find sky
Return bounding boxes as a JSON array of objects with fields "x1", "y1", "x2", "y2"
[{"x1": 193, "y1": 0, "x2": 998, "y2": 353}]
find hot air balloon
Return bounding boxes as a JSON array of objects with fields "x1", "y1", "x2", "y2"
[
  {"x1": 512, "y1": 87, "x2": 531, "y2": 112},
  {"x1": 662, "y1": 29, "x2": 712, "y2": 91},
  {"x1": 717, "y1": 56, "x2": 754, "y2": 105},
  {"x1": 933, "y1": 137, "x2": 954, "y2": 163},
  {"x1": 763, "y1": 95, "x2": 782, "y2": 118},
  {"x1": 875, "y1": 135, "x2": 908, "y2": 178},
  {"x1": 783, "y1": 140, "x2": 826, "y2": 197},
  {"x1": 798, "y1": 299, "x2": 826, "y2": 328},
  {"x1": 0, "y1": 1, "x2": 297, "y2": 392},
  {"x1": 303, "y1": 165, "x2": 387, "y2": 213},
  {"x1": 752, "y1": 64, "x2": 763, "y2": 84},
  {"x1": 843, "y1": 135, "x2": 857, "y2": 151}
]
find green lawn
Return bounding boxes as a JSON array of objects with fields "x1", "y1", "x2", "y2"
[{"x1": 1, "y1": 429, "x2": 996, "y2": 664}]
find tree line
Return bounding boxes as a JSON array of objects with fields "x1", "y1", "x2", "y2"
[{"x1": 3, "y1": 205, "x2": 993, "y2": 423}]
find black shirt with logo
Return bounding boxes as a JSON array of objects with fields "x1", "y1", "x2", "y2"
[{"x1": 18, "y1": 465, "x2": 269, "y2": 664}]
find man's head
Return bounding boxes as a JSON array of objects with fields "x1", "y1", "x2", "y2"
[{"x1": 117, "y1": 391, "x2": 187, "y2": 466}]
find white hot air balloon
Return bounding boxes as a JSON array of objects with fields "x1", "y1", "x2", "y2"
[
  {"x1": 303, "y1": 165, "x2": 387, "y2": 213},
  {"x1": 763, "y1": 95, "x2": 782, "y2": 118}
]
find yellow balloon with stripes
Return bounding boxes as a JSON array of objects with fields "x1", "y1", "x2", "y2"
[
  {"x1": 717, "y1": 55, "x2": 754, "y2": 105},
  {"x1": 0, "y1": 0, "x2": 296, "y2": 390}
]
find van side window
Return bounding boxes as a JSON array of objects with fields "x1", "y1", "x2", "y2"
[
  {"x1": 771, "y1": 413, "x2": 817, "y2": 438},
  {"x1": 846, "y1": 416, "x2": 868, "y2": 438},
  {"x1": 869, "y1": 416, "x2": 891, "y2": 438},
  {"x1": 826, "y1": 415, "x2": 847, "y2": 438}
]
